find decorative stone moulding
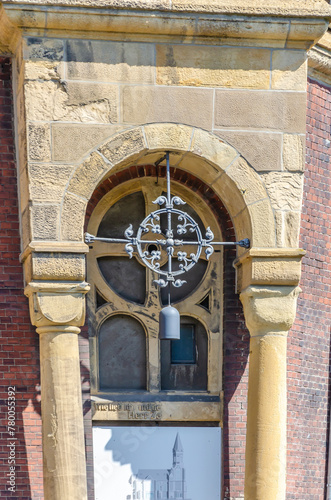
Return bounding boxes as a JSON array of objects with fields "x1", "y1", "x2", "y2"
[
  {"x1": 234, "y1": 248, "x2": 306, "y2": 292},
  {"x1": 24, "y1": 281, "x2": 90, "y2": 327},
  {"x1": 1, "y1": 0, "x2": 331, "y2": 49},
  {"x1": 308, "y1": 29, "x2": 331, "y2": 85}
]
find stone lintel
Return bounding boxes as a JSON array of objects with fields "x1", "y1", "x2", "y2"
[
  {"x1": 92, "y1": 398, "x2": 223, "y2": 423},
  {"x1": 1, "y1": 2, "x2": 330, "y2": 50},
  {"x1": 234, "y1": 247, "x2": 306, "y2": 292},
  {"x1": 20, "y1": 240, "x2": 89, "y2": 262}
]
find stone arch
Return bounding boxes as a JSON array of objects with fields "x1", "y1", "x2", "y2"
[{"x1": 59, "y1": 123, "x2": 276, "y2": 249}]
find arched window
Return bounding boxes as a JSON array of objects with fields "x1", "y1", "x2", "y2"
[{"x1": 87, "y1": 175, "x2": 223, "y2": 396}]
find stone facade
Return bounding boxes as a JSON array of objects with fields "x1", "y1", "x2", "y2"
[{"x1": 0, "y1": 1, "x2": 330, "y2": 499}]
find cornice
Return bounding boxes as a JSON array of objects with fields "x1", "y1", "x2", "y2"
[
  {"x1": 0, "y1": 5, "x2": 21, "y2": 54},
  {"x1": 2, "y1": 0, "x2": 331, "y2": 18},
  {"x1": 308, "y1": 29, "x2": 331, "y2": 85},
  {"x1": 0, "y1": 1, "x2": 330, "y2": 52}
]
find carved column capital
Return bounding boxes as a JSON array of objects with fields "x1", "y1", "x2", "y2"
[
  {"x1": 240, "y1": 285, "x2": 301, "y2": 337},
  {"x1": 24, "y1": 281, "x2": 90, "y2": 328}
]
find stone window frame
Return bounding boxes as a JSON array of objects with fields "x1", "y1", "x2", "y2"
[{"x1": 86, "y1": 176, "x2": 224, "y2": 402}]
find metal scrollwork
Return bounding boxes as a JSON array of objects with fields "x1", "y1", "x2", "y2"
[{"x1": 84, "y1": 152, "x2": 250, "y2": 301}]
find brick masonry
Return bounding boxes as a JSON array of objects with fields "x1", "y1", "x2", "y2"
[
  {"x1": 286, "y1": 79, "x2": 331, "y2": 499},
  {"x1": 0, "y1": 58, "x2": 43, "y2": 499}
]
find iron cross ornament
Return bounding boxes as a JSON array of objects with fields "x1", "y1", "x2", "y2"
[{"x1": 85, "y1": 152, "x2": 250, "y2": 339}]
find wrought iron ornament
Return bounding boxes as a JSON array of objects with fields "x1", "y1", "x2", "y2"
[{"x1": 85, "y1": 152, "x2": 250, "y2": 305}]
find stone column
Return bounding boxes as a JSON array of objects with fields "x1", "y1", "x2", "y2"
[
  {"x1": 25, "y1": 282, "x2": 89, "y2": 500},
  {"x1": 240, "y1": 285, "x2": 300, "y2": 500}
]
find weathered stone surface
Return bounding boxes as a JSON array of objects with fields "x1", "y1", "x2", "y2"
[
  {"x1": 235, "y1": 199, "x2": 276, "y2": 248},
  {"x1": 122, "y1": 86, "x2": 213, "y2": 130},
  {"x1": 144, "y1": 123, "x2": 193, "y2": 151},
  {"x1": 31, "y1": 204, "x2": 60, "y2": 240},
  {"x1": 308, "y1": 31, "x2": 331, "y2": 86},
  {"x1": 4, "y1": 0, "x2": 331, "y2": 17},
  {"x1": 25, "y1": 80, "x2": 67, "y2": 121},
  {"x1": 32, "y1": 253, "x2": 85, "y2": 280},
  {"x1": 29, "y1": 163, "x2": 74, "y2": 202},
  {"x1": 271, "y1": 50, "x2": 307, "y2": 90},
  {"x1": 177, "y1": 153, "x2": 222, "y2": 185},
  {"x1": 61, "y1": 193, "x2": 86, "y2": 241},
  {"x1": 287, "y1": 19, "x2": 329, "y2": 50},
  {"x1": 235, "y1": 249, "x2": 305, "y2": 290},
  {"x1": 190, "y1": 128, "x2": 238, "y2": 174},
  {"x1": 212, "y1": 172, "x2": 246, "y2": 218},
  {"x1": 67, "y1": 40, "x2": 154, "y2": 83},
  {"x1": 21, "y1": 207, "x2": 31, "y2": 251},
  {"x1": 24, "y1": 280, "x2": 89, "y2": 498},
  {"x1": 215, "y1": 131, "x2": 282, "y2": 171},
  {"x1": 24, "y1": 60, "x2": 64, "y2": 81},
  {"x1": 282, "y1": 133, "x2": 305, "y2": 171},
  {"x1": 261, "y1": 172, "x2": 304, "y2": 210},
  {"x1": 214, "y1": 90, "x2": 307, "y2": 133},
  {"x1": 275, "y1": 210, "x2": 301, "y2": 248},
  {"x1": 240, "y1": 285, "x2": 301, "y2": 334},
  {"x1": 275, "y1": 210, "x2": 284, "y2": 247},
  {"x1": 227, "y1": 157, "x2": 269, "y2": 205},
  {"x1": 99, "y1": 128, "x2": 146, "y2": 165},
  {"x1": 52, "y1": 124, "x2": 121, "y2": 162},
  {"x1": 68, "y1": 152, "x2": 106, "y2": 199},
  {"x1": 24, "y1": 37, "x2": 64, "y2": 61},
  {"x1": 156, "y1": 45, "x2": 271, "y2": 89},
  {"x1": 240, "y1": 284, "x2": 301, "y2": 500},
  {"x1": 25, "y1": 80, "x2": 118, "y2": 123},
  {"x1": 284, "y1": 211, "x2": 301, "y2": 247},
  {"x1": 28, "y1": 123, "x2": 51, "y2": 161}
]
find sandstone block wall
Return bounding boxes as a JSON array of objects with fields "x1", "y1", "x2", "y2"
[{"x1": 18, "y1": 36, "x2": 308, "y2": 253}]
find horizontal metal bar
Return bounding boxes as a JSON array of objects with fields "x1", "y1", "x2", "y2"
[{"x1": 87, "y1": 235, "x2": 250, "y2": 249}]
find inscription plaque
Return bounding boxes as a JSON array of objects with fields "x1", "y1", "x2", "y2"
[{"x1": 93, "y1": 402, "x2": 162, "y2": 420}]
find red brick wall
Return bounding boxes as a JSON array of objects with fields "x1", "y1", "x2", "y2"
[
  {"x1": 0, "y1": 58, "x2": 43, "y2": 498},
  {"x1": 287, "y1": 78, "x2": 331, "y2": 498}
]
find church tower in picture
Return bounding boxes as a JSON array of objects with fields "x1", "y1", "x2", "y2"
[{"x1": 128, "y1": 433, "x2": 191, "y2": 500}]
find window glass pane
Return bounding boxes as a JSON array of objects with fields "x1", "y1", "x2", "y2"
[
  {"x1": 98, "y1": 256, "x2": 146, "y2": 305},
  {"x1": 160, "y1": 259, "x2": 208, "y2": 305},
  {"x1": 171, "y1": 325, "x2": 195, "y2": 364},
  {"x1": 98, "y1": 191, "x2": 145, "y2": 238},
  {"x1": 161, "y1": 317, "x2": 208, "y2": 391},
  {"x1": 99, "y1": 314, "x2": 146, "y2": 390}
]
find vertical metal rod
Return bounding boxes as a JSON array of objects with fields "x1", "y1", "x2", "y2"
[
  {"x1": 166, "y1": 152, "x2": 172, "y2": 307},
  {"x1": 166, "y1": 151, "x2": 171, "y2": 206}
]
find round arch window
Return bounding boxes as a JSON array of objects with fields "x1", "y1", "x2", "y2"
[{"x1": 87, "y1": 175, "x2": 223, "y2": 395}]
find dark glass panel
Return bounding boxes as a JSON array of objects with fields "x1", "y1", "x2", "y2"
[
  {"x1": 98, "y1": 191, "x2": 145, "y2": 238},
  {"x1": 160, "y1": 259, "x2": 208, "y2": 305},
  {"x1": 98, "y1": 256, "x2": 146, "y2": 305},
  {"x1": 99, "y1": 315, "x2": 146, "y2": 390},
  {"x1": 171, "y1": 325, "x2": 196, "y2": 364},
  {"x1": 161, "y1": 317, "x2": 207, "y2": 391}
]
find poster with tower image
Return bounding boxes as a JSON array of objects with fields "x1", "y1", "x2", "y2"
[{"x1": 93, "y1": 426, "x2": 222, "y2": 500}]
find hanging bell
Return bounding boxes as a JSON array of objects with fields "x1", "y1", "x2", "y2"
[{"x1": 159, "y1": 306, "x2": 180, "y2": 340}]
